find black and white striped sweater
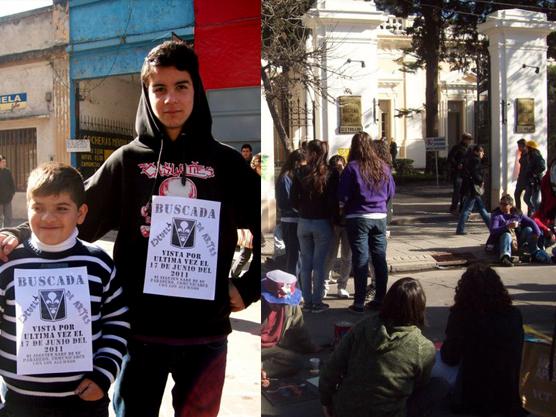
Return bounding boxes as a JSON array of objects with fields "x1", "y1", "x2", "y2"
[{"x1": 0, "y1": 236, "x2": 129, "y2": 402}]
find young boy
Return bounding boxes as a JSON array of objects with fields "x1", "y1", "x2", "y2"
[{"x1": 0, "y1": 162, "x2": 128, "y2": 417}]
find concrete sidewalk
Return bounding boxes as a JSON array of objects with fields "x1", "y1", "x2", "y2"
[{"x1": 263, "y1": 183, "x2": 495, "y2": 273}]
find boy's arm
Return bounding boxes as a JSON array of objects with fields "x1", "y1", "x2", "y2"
[{"x1": 84, "y1": 266, "x2": 129, "y2": 394}]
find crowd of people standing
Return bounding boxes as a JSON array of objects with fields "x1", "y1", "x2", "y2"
[{"x1": 276, "y1": 132, "x2": 394, "y2": 314}]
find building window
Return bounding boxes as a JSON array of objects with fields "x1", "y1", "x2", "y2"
[{"x1": 0, "y1": 128, "x2": 37, "y2": 191}]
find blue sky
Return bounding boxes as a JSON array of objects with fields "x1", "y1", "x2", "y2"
[{"x1": 0, "y1": 0, "x2": 53, "y2": 18}]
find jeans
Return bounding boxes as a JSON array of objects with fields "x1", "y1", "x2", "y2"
[
  {"x1": 0, "y1": 202, "x2": 12, "y2": 228},
  {"x1": 524, "y1": 184, "x2": 541, "y2": 215},
  {"x1": 450, "y1": 176, "x2": 463, "y2": 211},
  {"x1": 113, "y1": 338, "x2": 227, "y2": 417},
  {"x1": 498, "y1": 227, "x2": 539, "y2": 258},
  {"x1": 281, "y1": 221, "x2": 300, "y2": 276},
  {"x1": 456, "y1": 196, "x2": 491, "y2": 234},
  {"x1": 324, "y1": 225, "x2": 352, "y2": 290},
  {"x1": 297, "y1": 218, "x2": 333, "y2": 306},
  {"x1": 346, "y1": 217, "x2": 388, "y2": 306},
  {"x1": 514, "y1": 180, "x2": 527, "y2": 213}
]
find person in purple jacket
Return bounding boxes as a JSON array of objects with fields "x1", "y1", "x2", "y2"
[
  {"x1": 338, "y1": 132, "x2": 395, "y2": 313},
  {"x1": 487, "y1": 194, "x2": 550, "y2": 266}
]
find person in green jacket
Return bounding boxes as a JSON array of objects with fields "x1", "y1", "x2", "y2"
[{"x1": 319, "y1": 277, "x2": 448, "y2": 417}]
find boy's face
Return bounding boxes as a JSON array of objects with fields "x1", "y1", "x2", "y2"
[
  {"x1": 28, "y1": 192, "x2": 88, "y2": 245},
  {"x1": 147, "y1": 66, "x2": 194, "y2": 141}
]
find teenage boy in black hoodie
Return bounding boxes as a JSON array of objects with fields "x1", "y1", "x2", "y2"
[{"x1": 0, "y1": 41, "x2": 260, "y2": 417}]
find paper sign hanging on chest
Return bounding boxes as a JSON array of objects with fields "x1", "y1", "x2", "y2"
[
  {"x1": 14, "y1": 267, "x2": 93, "y2": 375},
  {"x1": 144, "y1": 195, "x2": 221, "y2": 300}
]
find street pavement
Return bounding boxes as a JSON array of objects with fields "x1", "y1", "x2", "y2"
[{"x1": 261, "y1": 183, "x2": 555, "y2": 417}]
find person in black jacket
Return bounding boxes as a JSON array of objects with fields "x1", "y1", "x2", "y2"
[
  {"x1": 290, "y1": 139, "x2": 336, "y2": 314},
  {"x1": 514, "y1": 138, "x2": 528, "y2": 212},
  {"x1": 0, "y1": 41, "x2": 260, "y2": 417},
  {"x1": 0, "y1": 155, "x2": 15, "y2": 227},
  {"x1": 524, "y1": 140, "x2": 546, "y2": 216},
  {"x1": 440, "y1": 264, "x2": 526, "y2": 417},
  {"x1": 456, "y1": 145, "x2": 490, "y2": 235},
  {"x1": 448, "y1": 133, "x2": 473, "y2": 213}
]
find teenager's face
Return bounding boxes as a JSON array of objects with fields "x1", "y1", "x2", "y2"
[
  {"x1": 28, "y1": 192, "x2": 87, "y2": 245},
  {"x1": 241, "y1": 148, "x2": 252, "y2": 161},
  {"x1": 499, "y1": 200, "x2": 512, "y2": 214},
  {"x1": 147, "y1": 66, "x2": 194, "y2": 141}
]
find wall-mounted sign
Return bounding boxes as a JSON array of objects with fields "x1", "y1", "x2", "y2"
[
  {"x1": 515, "y1": 98, "x2": 535, "y2": 133},
  {"x1": 338, "y1": 96, "x2": 362, "y2": 134},
  {"x1": 0, "y1": 93, "x2": 27, "y2": 111},
  {"x1": 66, "y1": 139, "x2": 91, "y2": 153}
]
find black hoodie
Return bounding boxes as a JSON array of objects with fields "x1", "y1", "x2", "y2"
[{"x1": 74, "y1": 64, "x2": 260, "y2": 340}]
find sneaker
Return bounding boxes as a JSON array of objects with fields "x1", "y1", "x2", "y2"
[
  {"x1": 455, "y1": 231, "x2": 467, "y2": 235},
  {"x1": 348, "y1": 304, "x2": 365, "y2": 314},
  {"x1": 385, "y1": 230, "x2": 391, "y2": 239},
  {"x1": 365, "y1": 300, "x2": 382, "y2": 310},
  {"x1": 312, "y1": 303, "x2": 330, "y2": 314},
  {"x1": 365, "y1": 284, "x2": 376, "y2": 303},
  {"x1": 501, "y1": 255, "x2": 513, "y2": 267},
  {"x1": 337, "y1": 288, "x2": 350, "y2": 299},
  {"x1": 327, "y1": 278, "x2": 338, "y2": 285}
]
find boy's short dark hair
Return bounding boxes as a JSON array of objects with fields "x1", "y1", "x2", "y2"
[
  {"x1": 27, "y1": 162, "x2": 85, "y2": 206},
  {"x1": 241, "y1": 144, "x2": 252, "y2": 151},
  {"x1": 141, "y1": 40, "x2": 198, "y2": 85},
  {"x1": 517, "y1": 138, "x2": 526, "y2": 146}
]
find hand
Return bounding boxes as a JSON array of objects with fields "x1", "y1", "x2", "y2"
[
  {"x1": 0, "y1": 233, "x2": 18, "y2": 262},
  {"x1": 75, "y1": 378, "x2": 104, "y2": 401},
  {"x1": 229, "y1": 281, "x2": 246, "y2": 312},
  {"x1": 507, "y1": 221, "x2": 517, "y2": 229},
  {"x1": 322, "y1": 404, "x2": 335, "y2": 417}
]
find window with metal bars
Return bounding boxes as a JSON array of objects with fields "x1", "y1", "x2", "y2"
[{"x1": 0, "y1": 128, "x2": 37, "y2": 191}]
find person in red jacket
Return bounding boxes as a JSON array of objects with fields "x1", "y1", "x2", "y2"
[{"x1": 531, "y1": 158, "x2": 556, "y2": 250}]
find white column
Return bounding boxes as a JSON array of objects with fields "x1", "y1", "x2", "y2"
[
  {"x1": 304, "y1": 0, "x2": 386, "y2": 157},
  {"x1": 478, "y1": 9, "x2": 556, "y2": 207}
]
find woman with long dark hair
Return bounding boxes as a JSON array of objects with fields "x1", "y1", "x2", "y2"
[
  {"x1": 440, "y1": 263, "x2": 525, "y2": 416},
  {"x1": 291, "y1": 140, "x2": 336, "y2": 313},
  {"x1": 324, "y1": 155, "x2": 351, "y2": 298},
  {"x1": 276, "y1": 149, "x2": 306, "y2": 275},
  {"x1": 338, "y1": 132, "x2": 395, "y2": 313},
  {"x1": 320, "y1": 278, "x2": 446, "y2": 417}
]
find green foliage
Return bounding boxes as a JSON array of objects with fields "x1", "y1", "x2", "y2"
[{"x1": 394, "y1": 159, "x2": 415, "y2": 175}]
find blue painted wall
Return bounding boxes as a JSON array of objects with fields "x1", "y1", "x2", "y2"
[{"x1": 69, "y1": 0, "x2": 194, "y2": 79}]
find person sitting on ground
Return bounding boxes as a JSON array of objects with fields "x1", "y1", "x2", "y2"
[
  {"x1": 319, "y1": 277, "x2": 448, "y2": 417},
  {"x1": 486, "y1": 194, "x2": 551, "y2": 266},
  {"x1": 261, "y1": 270, "x2": 319, "y2": 379},
  {"x1": 440, "y1": 263, "x2": 526, "y2": 417}
]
